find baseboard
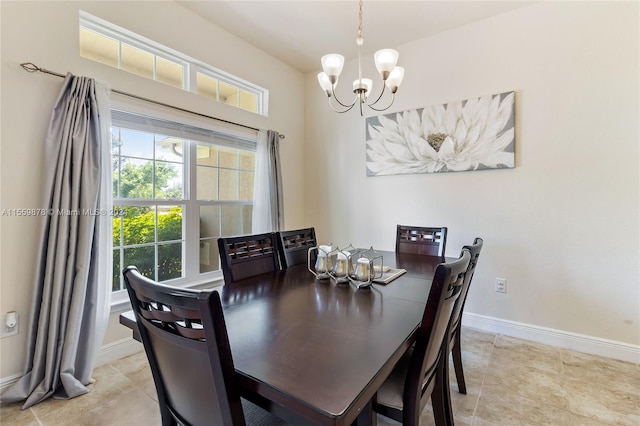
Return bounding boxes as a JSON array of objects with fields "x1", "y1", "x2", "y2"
[
  {"x1": 94, "y1": 337, "x2": 143, "y2": 368},
  {"x1": 0, "y1": 338, "x2": 143, "y2": 391},
  {"x1": 462, "y1": 312, "x2": 640, "y2": 364},
  {"x1": 0, "y1": 373, "x2": 23, "y2": 391}
]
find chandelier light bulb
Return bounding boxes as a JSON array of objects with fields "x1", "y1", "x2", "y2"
[
  {"x1": 385, "y1": 66, "x2": 405, "y2": 93},
  {"x1": 353, "y1": 78, "x2": 373, "y2": 96},
  {"x1": 321, "y1": 54, "x2": 345, "y2": 83},
  {"x1": 374, "y1": 49, "x2": 399, "y2": 79},
  {"x1": 317, "y1": 72, "x2": 333, "y2": 96}
]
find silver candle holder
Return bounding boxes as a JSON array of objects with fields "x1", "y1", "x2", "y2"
[
  {"x1": 348, "y1": 247, "x2": 383, "y2": 289},
  {"x1": 308, "y1": 244, "x2": 337, "y2": 280}
]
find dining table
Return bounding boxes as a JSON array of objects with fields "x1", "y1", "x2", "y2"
[{"x1": 119, "y1": 250, "x2": 453, "y2": 426}]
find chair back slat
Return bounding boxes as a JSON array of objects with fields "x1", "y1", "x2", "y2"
[
  {"x1": 396, "y1": 225, "x2": 448, "y2": 257},
  {"x1": 276, "y1": 228, "x2": 317, "y2": 268},
  {"x1": 123, "y1": 266, "x2": 245, "y2": 426},
  {"x1": 218, "y1": 233, "x2": 280, "y2": 284}
]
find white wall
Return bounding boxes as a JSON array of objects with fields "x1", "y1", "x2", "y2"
[
  {"x1": 304, "y1": 2, "x2": 639, "y2": 349},
  {"x1": 0, "y1": 1, "x2": 305, "y2": 379}
]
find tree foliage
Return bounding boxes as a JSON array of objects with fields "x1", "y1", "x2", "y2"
[{"x1": 113, "y1": 156, "x2": 183, "y2": 290}]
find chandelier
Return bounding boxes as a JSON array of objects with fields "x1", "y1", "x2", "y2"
[{"x1": 317, "y1": 0, "x2": 405, "y2": 116}]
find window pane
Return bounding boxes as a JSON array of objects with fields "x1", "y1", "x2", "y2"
[
  {"x1": 113, "y1": 249, "x2": 122, "y2": 291},
  {"x1": 121, "y1": 43, "x2": 154, "y2": 79},
  {"x1": 155, "y1": 161, "x2": 183, "y2": 199},
  {"x1": 158, "y1": 205, "x2": 183, "y2": 242},
  {"x1": 219, "y1": 81, "x2": 239, "y2": 106},
  {"x1": 197, "y1": 144, "x2": 218, "y2": 166},
  {"x1": 239, "y1": 90, "x2": 258, "y2": 113},
  {"x1": 221, "y1": 205, "x2": 242, "y2": 236},
  {"x1": 219, "y1": 169, "x2": 239, "y2": 200},
  {"x1": 239, "y1": 151, "x2": 255, "y2": 171},
  {"x1": 239, "y1": 171, "x2": 254, "y2": 201},
  {"x1": 197, "y1": 72, "x2": 218, "y2": 101},
  {"x1": 200, "y1": 206, "x2": 220, "y2": 238},
  {"x1": 156, "y1": 137, "x2": 183, "y2": 162},
  {"x1": 112, "y1": 206, "x2": 122, "y2": 246},
  {"x1": 112, "y1": 128, "x2": 121, "y2": 156},
  {"x1": 242, "y1": 205, "x2": 253, "y2": 234},
  {"x1": 219, "y1": 147, "x2": 238, "y2": 168},
  {"x1": 197, "y1": 166, "x2": 218, "y2": 200},
  {"x1": 123, "y1": 206, "x2": 155, "y2": 246},
  {"x1": 156, "y1": 56, "x2": 183, "y2": 89},
  {"x1": 124, "y1": 245, "x2": 155, "y2": 279},
  {"x1": 112, "y1": 157, "x2": 120, "y2": 198},
  {"x1": 119, "y1": 159, "x2": 153, "y2": 199},
  {"x1": 120, "y1": 129, "x2": 154, "y2": 159},
  {"x1": 199, "y1": 238, "x2": 219, "y2": 273},
  {"x1": 80, "y1": 27, "x2": 119, "y2": 68},
  {"x1": 158, "y1": 243, "x2": 182, "y2": 281}
]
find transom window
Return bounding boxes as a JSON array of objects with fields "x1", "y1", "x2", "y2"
[
  {"x1": 111, "y1": 110, "x2": 256, "y2": 292},
  {"x1": 80, "y1": 11, "x2": 268, "y2": 115}
]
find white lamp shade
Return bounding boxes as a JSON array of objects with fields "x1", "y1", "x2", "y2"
[
  {"x1": 317, "y1": 72, "x2": 333, "y2": 92},
  {"x1": 374, "y1": 49, "x2": 399, "y2": 74},
  {"x1": 386, "y1": 66, "x2": 405, "y2": 91},
  {"x1": 353, "y1": 78, "x2": 373, "y2": 95},
  {"x1": 321, "y1": 54, "x2": 345, "y2": 78}
]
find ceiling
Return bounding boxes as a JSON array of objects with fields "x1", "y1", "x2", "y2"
[{"x1": 177, "y1": 1, "x2": 535, "y2": 73}]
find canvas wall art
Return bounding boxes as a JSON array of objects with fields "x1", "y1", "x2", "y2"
[{"x1": 365, "y1": 91, "x2": 515, "y2": 176}]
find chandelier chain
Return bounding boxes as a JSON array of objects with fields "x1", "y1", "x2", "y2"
[{"x1": 358, "y1": 0, "x2": 363, "y2": 39}]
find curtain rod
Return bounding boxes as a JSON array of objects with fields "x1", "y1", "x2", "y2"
[{"x1": 20, "y1": 62, "x2": 285, "y2": 140}]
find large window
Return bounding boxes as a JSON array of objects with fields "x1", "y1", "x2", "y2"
[
  {"x1": 80, "y1": 11, "x2": 267, "y2": 115},
  {"x1": 111, "y1": 110, "x2": 256, "y2": 292}
]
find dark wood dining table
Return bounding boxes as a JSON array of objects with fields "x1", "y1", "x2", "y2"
[{"x1": 119, "y1": 250, "x2": 452, "y2": 425}]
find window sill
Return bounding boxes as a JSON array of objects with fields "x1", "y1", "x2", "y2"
[{"x1": 110, "y1": 273, "x2": 225, "y2": 314}]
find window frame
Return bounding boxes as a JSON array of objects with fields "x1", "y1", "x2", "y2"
[
  {"x1": 109, "y1": 100, "x2": 258, "y2": 312},
  {"x1": 80, "y1": 11, "x2": 268, "y2": 116}
]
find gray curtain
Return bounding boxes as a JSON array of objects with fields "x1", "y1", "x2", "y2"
[
  {"x1": 0, "y1": 74, "x2": 111, "y2": 408},
  {"x1": 252, "y1": 130, "x2": 284, "y2": 232}
]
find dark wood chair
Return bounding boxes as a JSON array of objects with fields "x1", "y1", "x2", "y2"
[
  {"x1": 218, "y1": 232, "x2": 280, "y2": 284},
  {"x1": 373, "y1": 249, "x2": 471, "y2": 426},
  {"x1": 448, "y1": 238, "x2": 484, "y2": 392},
  {"x1": 396, "y1": 225, "x2": 448, "y2": 257},
  {"x1": 276, "y1": 227, "x2": 317, "y2": 268},
  {"x1": 122, "y1": 266, "x2": 287, "y2": 426}
]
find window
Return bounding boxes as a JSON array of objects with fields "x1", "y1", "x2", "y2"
[
  {"x1": 111, "y1": 110, "x2": 256, "y2": 292},
  {"x1": 80, "y1": 11, "x2": 268, "y2": 115}
]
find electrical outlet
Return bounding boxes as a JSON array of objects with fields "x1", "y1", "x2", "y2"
[
  {"x1": 495, "y1": 278, "x2": 507, "y2": 293},
  {"x1": 0, "y1": 313, "x2": 19, "y2": 338}
]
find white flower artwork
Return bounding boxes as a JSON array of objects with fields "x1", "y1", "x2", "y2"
[{"x1": 366, "y1": 91, "x2": 515, "y2": 176}]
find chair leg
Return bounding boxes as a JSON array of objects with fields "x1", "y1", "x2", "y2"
[
  {"x1": 432, "y1": 363, "x2": 453, "y2": 426},
  {"x1": 452, "y1": 328, "x2": 467, "y2": 395}
]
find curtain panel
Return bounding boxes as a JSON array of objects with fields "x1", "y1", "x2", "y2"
[
  {"x1": 252, "y1": 130, "x2": 284, "y2": 233},
  {"x1": 1, "y1": 74, "x2": 112, "y2": 408}
]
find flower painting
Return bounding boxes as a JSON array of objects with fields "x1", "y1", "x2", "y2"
[{"x1": 365, "y1": 91, "x2": 515, "y2": 176}]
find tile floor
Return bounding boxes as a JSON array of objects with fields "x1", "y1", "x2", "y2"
[{"x1": 1, "y1": 328, "x2": 638, "y2": 425}]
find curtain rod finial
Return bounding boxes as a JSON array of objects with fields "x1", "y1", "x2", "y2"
[{"x1": 21, "y1": 62, "x2": 40, "y2": 73}]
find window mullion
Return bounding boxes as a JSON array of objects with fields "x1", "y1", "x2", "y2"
[{"x1": 184, "y1": 140, "x2": 199, "y2": 281}]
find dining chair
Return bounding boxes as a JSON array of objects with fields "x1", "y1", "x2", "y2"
[
  {"x1": 276, "y1": 227, "x2": 317, "y2": 268},
  {"x1": 373, "y1": 249, "x2": 471, "y2": 426},
  {"x1": 396, "y1": 225, "x2": 448, "y2": 257},
  {"x1": 449, "y1": 238, "x2": 483, "y2": 393},
  {"x1": 122, "y1": 266, "x2": 287, "y2": 426},
  {"x1": 218, "y1": 232, "x2": 280, "y2": 284}
]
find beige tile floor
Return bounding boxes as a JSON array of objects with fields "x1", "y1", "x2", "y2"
[{"x1": 1, "y1": 328, "x2": 638, "y2": 425}]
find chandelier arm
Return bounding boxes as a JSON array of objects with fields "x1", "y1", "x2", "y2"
[
  {"x1": 366, "y1": 92, "x2": 396, "y2": 112},
  {"x1": 364, "y1": 81, "x2": 387, "y2": 107},
  {"x1": 327, "y1": 96, "x2": 358, "y2": 113},
  {"x1": 331, "y1": 85, "x2": 358, "y2": 109}
]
